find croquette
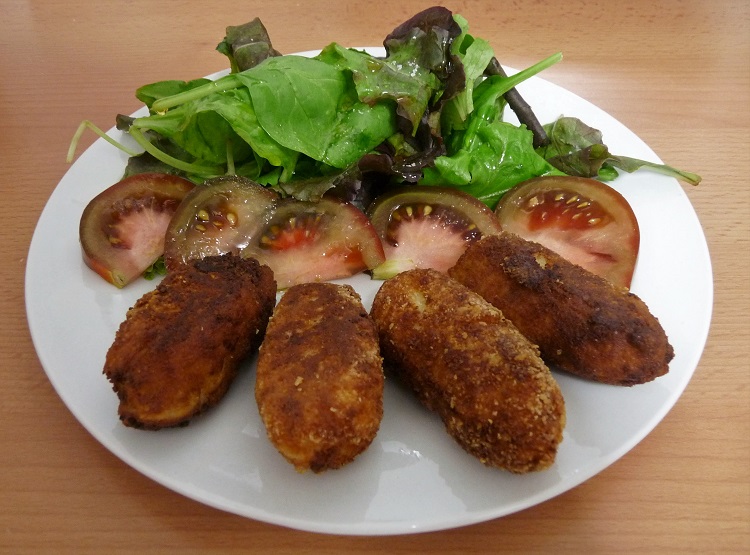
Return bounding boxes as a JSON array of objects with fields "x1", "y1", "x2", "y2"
[
  {"x1": 370, "y1": 268, "x2": 565, "y2": 473},
  {"x1": 255, "y1": 282, "x2": 384, "y2": 473},
  {"x1": 104, "y1": 254, "x2": 276, "y2": 429},
  {"x1": 448, "y1": 232, "x2": 673, "y2": 386}
]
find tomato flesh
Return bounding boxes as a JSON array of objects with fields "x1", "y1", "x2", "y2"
[
  {"x1": 525, "y1": 189, "x2": 612, "y2": 231},
  {"x1": 79, "y1": 173, "x2": 195, "y2": 288},
  {"x1": 367, "y1": 186, "x2": 502, "y2": 275},
  {"x1": 495, "y1": 176, "x2": 640, "y2": 288},
  {"x1": 244, "y1": 198, "x2": 385, "y2": 289},
  {"x1": 165, "y1": 177, "x2": 385, "y2": 290}
]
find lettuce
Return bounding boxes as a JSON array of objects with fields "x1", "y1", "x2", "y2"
[
  {"x1": 537, "y1": 116, "x2": 702, "y2": 185},
  {"x1": 420, "y1": 51, "x2": 564, "y2": 208},
  {"x1": 68, "y1": 7, "x2": 699, "y2": 208}
]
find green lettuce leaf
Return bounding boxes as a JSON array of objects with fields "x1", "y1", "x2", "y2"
[
  {"x1": 120, "y1": 52, "x2": 398, "y2": 181},
  {"x1": 420, "y1": 52, "x2": 564, "y2": 208},
  {"x1": 422, "y1": 121, "x2": 562, "y2": 208},
  {"x1": 135, "y1": 79, "x2": 212, "y2": 109},
  {"x1": 236, "y1": 54, "x2": 397, "y2": 168},
  {"x1": 316, "y1": 43, "x2": 438, "y2": 134},
  {"x1": 440, "y1": 14, "x2": 496, "y2": 135}
]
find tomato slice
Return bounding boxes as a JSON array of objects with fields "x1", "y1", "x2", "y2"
[
  {"x1": 367, "y1": 186, "x2": 503, "y2": 276},
  {"x1": 79, "y1": 173, "x2": 195, "y2": 288},
  {"x1": 242, "y1": 197, "x2": 386, "y2": 290},
  {"x1": 164, "y1": 175, "x2": 278, "y2": 270},
  {"x1": 494, "y1": 176, "x2": 640, "y2": 288},
  {"x1": 165, "y1": 176, "x2": 385, "y2": 289}
]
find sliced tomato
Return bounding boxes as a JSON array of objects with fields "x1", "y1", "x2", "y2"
[
  {"x1": 79, "y1": 173, "x2": 195, "y2": 288},
  {"x1": 495, "y1": 175, "x2": 640, "y2": 288},
  {"x1": 164, "y1": 175, "x2": 278, "y2": 270},
  {"x1": 165, "y1": 176, "x2": 385, "y2": 290},
  {"x1": 242, "y1": 197, "x2": 385, "y2": 289},
  {"x1": 367, "y1": 186, "x2": 503, "y2": 276}
]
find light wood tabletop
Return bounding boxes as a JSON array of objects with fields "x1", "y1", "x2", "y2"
[{"x1": 2, "y1": 1, "x2": 748, "y2": 552}]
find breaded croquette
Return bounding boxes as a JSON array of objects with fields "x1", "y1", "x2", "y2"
[
  {"x1": 448, "y1": 232, "x2": 673, "y2": 386},
  {"x1": 370, "y1": 269, "x2": 565, "y2": 473},
  {"x1": 104, "y1": 254, "x2": 276, "y2": 429},
  {"x1": 255, "y1": 283, "x2": 384, "y2": 473}
]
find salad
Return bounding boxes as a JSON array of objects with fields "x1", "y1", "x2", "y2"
[{"x1": 69, "y1": 6, "x2": 700, "y2": 290}]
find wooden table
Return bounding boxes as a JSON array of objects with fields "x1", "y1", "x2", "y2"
[{"x1": 2, "y1": 1, "x2": 748, "y2": 552}]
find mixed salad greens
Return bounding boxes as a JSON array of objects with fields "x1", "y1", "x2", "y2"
[{"x1": 68, "y1": 6, "x2": 700, "y2": 212}]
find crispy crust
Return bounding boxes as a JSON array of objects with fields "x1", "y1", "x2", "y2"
[
  {"x1": 370, "y1": 269, "x2": 565, "y2": 473},
  {"x1": 255, "y1": 283, "x2": 384, "y2": 473},
  {"x1": 448, "y1": 232, "x2": 674, "y2": 386},
  {"x1": 103, "y1": 254, "x2": 276, "y2": 429}
]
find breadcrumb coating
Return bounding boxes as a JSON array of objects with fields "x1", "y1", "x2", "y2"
[
  {"x1": 255, "y1": 283, "x2": 384, "y2": 473},
  {"x1": 104, "y1": 254, "x2": 276, "y2": 429},
  {"x1": 371, "y1": 268, "x2": 565, "y2": 473},
  {"x1": 449, "y1": 232, "x2": 673, "y2": 385}
]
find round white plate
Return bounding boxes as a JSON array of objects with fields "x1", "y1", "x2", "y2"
[{"x1": 25, "y1": 48, "x2": 712, "y2": 535}]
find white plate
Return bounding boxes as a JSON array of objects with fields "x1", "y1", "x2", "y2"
[{"x1": 25, "y1": 48, "x2": 712, "y2": 535}]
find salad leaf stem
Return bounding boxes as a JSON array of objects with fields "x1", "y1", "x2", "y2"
[
  {"x1": 607, "y1": 156, "x2": 702, "y2": 185},
  {"x1": 226, "y1": 141, "x2": 236, "y2": 175},
  {"x1": 151, "y1": 74, "x2": 243, "y2": 113},
  {"x1": 66, "y1": 120, "x2": 141, "y2": 163},
  {"x1": 127, "y1": 125, "x2": 224, "y2": 176},
  {"x1": 463, "y1": 52, "x2": 562, "y2": 150},
  {"x1": 485, "y1": 57, "x2": 549, "y2": 148}
]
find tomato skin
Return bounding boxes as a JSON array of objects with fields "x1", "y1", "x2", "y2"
[
  {"x1": 165, "y1": 176, "x2": 385, "y2": 290},
  {"x1": 79, "y1": 173, "x2": 195, "y2": 288},
  {"x1": 367, "y1": 186, "x2": 503, "y2": 274},
  {"x1": 494, "y1": 176, "x2": 640, "y2": 288},
  {"x1": 164, "y1": 176, "x2": 278, "y2": 271}
]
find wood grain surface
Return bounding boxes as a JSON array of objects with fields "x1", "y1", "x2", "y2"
[{"x1": 2, "y1": 1, "x2": 748, "y2": 553}]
